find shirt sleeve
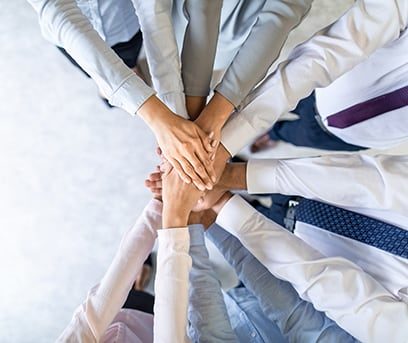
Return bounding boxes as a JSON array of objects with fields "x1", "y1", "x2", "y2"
[
  {"x1": 246, "y1": 154, "x2": 408, "y2": 216},
  {"x1": 181, "y1": 0, "x2": 223, "y2": 97},
  {"x1": 215, "y1": 0, "x2": 313, "y2": 108},
  {"x1": 27, "y1": 0, "x2": 155, "y2": 115},
  {"x1": 131, "y1": 0, "x2": 188, "y2": 118},
  {"x1": 207, "y1": 224, "x2": 356, "y2": 343},
  {"x1": 154, "y1": 228, "x2": 192, "y2": 343},
  {"x1": 187, "y1": 224, "x2": 237, "y2": 342},
  {"x1": 216, "y1": 194, "x2": 408, "y2": 343},
  {"x1": 56, "y1": 199, "x2": 162, "y2": 342},
  {"x1": 220, "y1": 0, "x2": 408, "y2": 156}
]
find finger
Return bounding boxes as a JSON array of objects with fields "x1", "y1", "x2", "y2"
[
  {"x1": 156, "y1": 146, "x2": 162, "y2": 157},
  {"x1": 169, "y1": 158, "x2": 191, "y2": 184},
  {"x1": 198, "y1": 129, "x2": 215, "y2": 154},
  {"x1": 193, "y1": 147, "x2": 217, "y2": 185},
  {"x1": 178, "y1": 157, "x2": 207, "y2": 191},
  {"x1": 186, "y1": 152, "x2": 214, "y2": 190},
  {"x1": 145, "y1": 179, "x2": 162, "y2": 190},
  {"x1": 149, "y1": 172, "x2": 162, "y2": 182},
  {"x1": 152, "y1": 188, "x2": 162, "y2": 195}
]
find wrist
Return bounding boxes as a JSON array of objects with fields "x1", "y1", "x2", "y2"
[
  {"x1": 162, "y1": 207, "x2": 190, "y2": 229},
  {"x1": 137, "y1": 95, "x2": 173, "y2": 131},
  {"x1": 219, "y1": 163, "x2": 247, "y2": 190},
  {"x1": 197, "y1": 93, "x2": 234, "y2": 131},
  {"x1": 212, "y1": 192, "x2": 233, "y2": 214}
]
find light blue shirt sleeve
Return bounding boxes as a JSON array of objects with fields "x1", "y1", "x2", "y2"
[
  {"x1": 215, "y1": 0, "x2": 313, "y2": 108},
  {"x1": 207, "y1": 224, "x2": 358, "y2": 343},
  {"x1": 187, "y1": 224, "x2": 238, "y2": 342}
]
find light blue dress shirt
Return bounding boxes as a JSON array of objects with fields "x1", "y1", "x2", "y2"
[
  {"x1": 207, "y1": 224, "x2": 358, "y2": 343},
  {"x1": 73, "y1": 0, "x2": 139, "y2": 46}
]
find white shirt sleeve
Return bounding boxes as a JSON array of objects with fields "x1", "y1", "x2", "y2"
[
  {"x1": 154, "y1": 228, "x2": 192, "y2": 343},
  {"x1": 216, "y1": 195, "x2": 408, "y2": 343},
  {"x1": 56, "y1": 200, "x2": 162, "y2": 342},
  {"x1": 246, "y1": 154, "x2": 408, "y2": 216},
  {"x1": 131, "y1": 0, "x2": 188, "y2": 118},
  {"x1": 220, "y1": 0, "x2": 408, "y2": 156},
  {"x1": 27, "y1": 0, "x2": 155, "y2": 115}
]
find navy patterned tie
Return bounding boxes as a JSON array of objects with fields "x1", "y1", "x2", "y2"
[{"x1": 295, "y1": 199, "x2": 408, "y2": 259}]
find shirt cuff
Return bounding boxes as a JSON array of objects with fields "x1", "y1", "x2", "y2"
[
  {"x1": 220, "y1": 113, "x2": 259, "y2": 156},
  {"x1": 215, "y1": 81, "x2": 243, "y2": 109},
  {"x1": 157, "y1": 227, "x2": 190, "y2": 252},
  {"x1": 159, "y1": 92, "x2": 189, "y2": 119},
  {"x1": 215, "y1": 195, "x2": 255, "y2": 235},
  {"x1": 188, "y1": 224, "x2": 206, "y2": 247},
  {"x1": 109, "y1": 73, "x2": 156, "y2": 115},
  {"x1": 246, "y1": 159, "x2": 279, "y2": 194}
]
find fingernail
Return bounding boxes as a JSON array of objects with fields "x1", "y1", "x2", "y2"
[
  {"x1": 209, "y1": 132, "x2": 214, "y2": 139},
  {"x1": 211, "y1": 155, "x2": 215, "y2": 161},
  {"x1": 211, "y1": 176, "x2": 217, "y2": 183},
  {"x1": 211, "y1": 140, "x2": 218, "y2": 148}
]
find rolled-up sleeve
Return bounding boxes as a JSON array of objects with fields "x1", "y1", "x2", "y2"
[
  {"x1": 27, "y1": 0, "x2": 155, "y2": 115},
  {"x1": 220, "y1": 0, "x2": 408, "y2": 156},
  {"x1": 215, "y1": 0, "x2": 313, "y2": 108}
]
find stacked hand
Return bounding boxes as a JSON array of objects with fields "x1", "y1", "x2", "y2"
[{"x1": 137, "y1": 95, "x2": 217, "y2": 191}]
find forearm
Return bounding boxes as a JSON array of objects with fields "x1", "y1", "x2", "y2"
[
  {"x1": 215, "y1": 195, "x2": 408, "y2": 343},
  {"x1": 217, "y1": 163, "x2": 247, "y2": 191},
  {"x1": 188, "y1": 225, "x2": 237, "y2": 342},
  {"x1": 28, "y1": 0, "x2": 154, "y2": 115},
  {"x1": 207, "y1": 224, "x2": 356, "y2": 343},
  {"x1": 220, "y1": 0, "x2": 408, "y2": 156},
  {"x1": 215, "y1": 0, "x2": 312, "y2": 107},
  {"x1": 182, "y1": 0, "x2": 222, "y2": 97},
  {"x1": 195, "y1": 92, "x2": 235, "y2": 135}
]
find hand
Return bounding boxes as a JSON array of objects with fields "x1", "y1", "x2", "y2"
[
  {"x1": 161, "y1": 162, "x2": 204, "y2": 228},
  {"x1": 144, "y1": 167, "x2": 162, "y2": 201},
  {"x1": 195, "y1": 92, "x2": 235, "y2": 158},
  {"x1": 137, "y1": 96, "x2": 216, "y2": 191}
]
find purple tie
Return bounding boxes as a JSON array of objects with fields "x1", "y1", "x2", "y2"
[{"x1": 327, "y1": 85, "x2": 408, "y2": 129}]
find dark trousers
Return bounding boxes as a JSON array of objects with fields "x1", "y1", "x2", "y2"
[
  {"x1": 268, "y1": 93, "x2": 366, "y2": 152},
  {"x1": 252, "y1": 194, "x2": 295, "y2": 228},
  {"x1": 123, "y1": 289, "x2": 155, "y2": 315},
  {"x1": 58, "y1": 31, "x2": 143, "y2": 77}
]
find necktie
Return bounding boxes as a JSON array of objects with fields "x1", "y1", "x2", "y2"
[
  {"x1": 326, "y1": 85, "x2": 408, "y2": 128},
  {"x1": 295, "y1": 199, "x2": 408, "y2": 259}
]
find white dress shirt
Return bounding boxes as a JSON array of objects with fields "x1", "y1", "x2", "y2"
[
  {"x1": 56, "y1": 200, "x2": 192, "y2": 343},
  {"x1": 216, "y1": 194, "x2": 408, "y2": 343},
  {"x1": 247, "y1": 154, "x2": 408, "y2": 303},
  {"x1": 154, "y1": 228, "x2": 192, "y2": 343},
  {"x1": 220, "y1": 0, "x2": 408, "y2": 156},
  {"x1": 315, "y1": 28, "x2": 408, "y2": 149}
]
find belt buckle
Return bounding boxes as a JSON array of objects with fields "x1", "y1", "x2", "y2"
[{"x1": 284, "y1": 200, "x2": 299, "y2": 232}]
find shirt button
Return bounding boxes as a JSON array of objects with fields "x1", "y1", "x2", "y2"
[{"x1": 251, "y1": 332, "x2": 257, "y2": 338}]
